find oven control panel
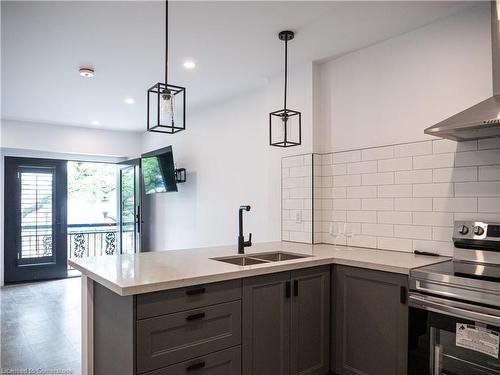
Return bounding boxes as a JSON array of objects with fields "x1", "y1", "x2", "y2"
[{"x1": 453, "y1": 221, "x2": 500, "y2": 242}]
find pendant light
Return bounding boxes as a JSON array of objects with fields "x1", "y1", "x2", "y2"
[
  {"x1": 147, "y1": 0, "x2": 186, "y2": 133},
  {"x1": 269, "y1": 30, "x2": 301, "y2": 147}
]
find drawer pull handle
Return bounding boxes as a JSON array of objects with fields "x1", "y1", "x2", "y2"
[
  {"x1": 186, "y1": 287, "x2": 206, "y2": 296},
  {"x1": 186, "y1": 312, "x2": 205, "y2": 321},
  {"x1": 186, "y1": 361, "x2": 206, "y2": 371}
]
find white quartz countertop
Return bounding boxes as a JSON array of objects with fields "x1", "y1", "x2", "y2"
[{"x1": 68, "y1": 241, "x2": 450, "y2": 296}]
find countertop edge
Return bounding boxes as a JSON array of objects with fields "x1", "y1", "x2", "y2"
[{"x1": 69, "y1": 254, "x2": 450, "y2": 296}]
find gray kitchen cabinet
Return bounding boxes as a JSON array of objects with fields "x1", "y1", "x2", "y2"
[
  {"x1": 291, "y1": 266, "x2": 330, "y2": 375},
  {"x1": 243, "y1": 266, "x2": 330, "y2": 375},
  {"x1": 332, "y1": 265, "x2": 408, "y2": 375}
]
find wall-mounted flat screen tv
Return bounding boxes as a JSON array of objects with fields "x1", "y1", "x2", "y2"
[{"x1": 141, "y1": 146, "x2": 178, "y2": 194}]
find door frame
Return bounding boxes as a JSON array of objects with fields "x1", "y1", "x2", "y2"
[
  {"x1": 4, "y1": 156, "x2": 68, "y2": 283},
  {"x1": 118, "y1": 158, "x2": 141, "y2": 254}
]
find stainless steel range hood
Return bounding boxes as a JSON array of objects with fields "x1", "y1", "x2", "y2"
[{"x1": 424, "y1": 1, "x2": 500, "y2": 141}]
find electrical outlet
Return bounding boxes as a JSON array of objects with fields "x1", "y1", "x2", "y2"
[{"x1": 295, "y1": 211, "x2": 302, "y2": 223}]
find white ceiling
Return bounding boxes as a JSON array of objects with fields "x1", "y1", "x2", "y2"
[{"x1": 1, "y1": 1, "x2": 477, "y2": 132}]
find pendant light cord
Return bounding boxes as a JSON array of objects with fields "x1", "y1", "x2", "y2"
[
  {"x1": 283, "y1": 37, "x2": 288, "y2": 111},
  {"x1": 165, "y1": 0, "x2": 168, "y2": 85}
]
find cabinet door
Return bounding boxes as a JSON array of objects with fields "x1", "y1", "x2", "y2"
[
  {"x1": 333, "y1": 265, "x2": 408, "y2": 375},
  {"x1": 291, "y1": 266, "x2": 330, "y2": 375},
  {"x1": 243, "y1": 272, "x2": 291, "y2": 375}
]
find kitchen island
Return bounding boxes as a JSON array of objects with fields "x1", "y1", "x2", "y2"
[{"x1": 70, "y1": 241, "x2": 449, "y2": 375}]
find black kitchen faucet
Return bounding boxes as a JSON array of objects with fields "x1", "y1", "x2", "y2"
[{"x1": 238, "y1": 205, "x2": 252, "y2": 254}]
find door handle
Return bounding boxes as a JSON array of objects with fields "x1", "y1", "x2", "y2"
[
  {"x1": 400, "y1": 286, "x2": 407, "y2": 304},
  {"x1": 293, "y1": 280, "x2": 299, "y2": 297}
]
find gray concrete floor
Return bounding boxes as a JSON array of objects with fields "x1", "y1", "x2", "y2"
[{"x1": 0, "y1": 277, "x2": 81, "y2": 374}]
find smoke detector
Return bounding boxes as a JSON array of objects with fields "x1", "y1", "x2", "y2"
[{"x1": 79, "y1": 67, "x2": 95, "y2": 78}]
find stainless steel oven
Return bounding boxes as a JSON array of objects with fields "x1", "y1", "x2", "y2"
[{"x1": 408, "y1": 221, "x2": 500, "y2": 375}]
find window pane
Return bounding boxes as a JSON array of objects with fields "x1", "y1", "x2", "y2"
[{"x1": 20, "y1": 171, "x2": 53, "y2": 259}]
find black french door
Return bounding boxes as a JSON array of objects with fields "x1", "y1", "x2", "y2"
[
  {"x1": 4, "y1": 157, "x2": 68, "y2": 283},
  {"x1": 118, "y1": 159, "x2": 141, "y2": 254}
]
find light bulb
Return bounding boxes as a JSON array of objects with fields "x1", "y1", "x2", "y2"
[{"x1": 160, "y1": 91, "x2": 175, "y2": 126}]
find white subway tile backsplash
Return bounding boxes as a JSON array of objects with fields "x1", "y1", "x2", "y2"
[
  {"x1": 347, "y1": 161, "x2": 377, "y2": 175},
  {"x1": 377, "y1": 237, "x2": 412, "y2": 252},
  {"x1": 347, "y1": 211, "x2": 377, "y2": 223},
  {"x1": 322, "y1": 176, "x2": 333, "y2": 187},
  {"x1": 333, "y1": 199, "x2": 361, "y2": 211},
  {"x1": 478, "y1": 198, "x2": 500, "y2": 213},
  {"x1": 332, "y1": 150, "x2": 361, "y2": 164},
  {"x1": 349, "y1": 235, "x2": 378, "y2": 248},
  {"x1": 362, "y1": 223, "x2": 394, "y2": 237},
  {"x1": 331, "y1": 187, "x2": 347, "y2": 199},
  {"x1": 413, "y1": 212, "x2": 454, "y2": 226},
  {"x1": 284, "y1": 139, "x2": 500, "y2": 253},
  {"x1": 432, "y1": 227, "x2": 454, "y2": 242},
  {"x1": 378, "y1": 211, "x2": 412, "y2": 225},
  {"x1": 362, "y1": 198, "x2": 394, "y2": 211},
  {"x1": 394, "y1": 141, "x2": 432, "y2": 157},
  {"x1": 282, "y1": 155, "x2": 305, "y2": 168},
  {"x1": 288, "y1": 231, "x2": 312, "y2": 243},
  {"x1": 378, "y1": 157, "x2": 412, "y2": 172},
  {"x1": 433, "y1": 139, "x2": 477, "y2": 154},
  {"x1": 394, "y1": 225, "x2": 432, "y2": 240},
  {"x1": 479, "y1": 139, "x2": 500, "y2": 150},
  {"x1": 455, "y1": 182, "x2": 500, "y2": 197},
  {"x1": 479, "y1": 165, "x2": 500, "y2": 181},
  {"x1": 378, "y1": 184, "x2": 412, "y2": 198},
  {"x1": 413, "y1": 183, "x2": 454, "y2": 197},
  {"x1": 395, "y1": 170, "x2": 432, "y2": 184},
  {"x1": 432, "y1": 167, "x2": 477, "y2": 183},
  {"x1": 283, "y1": 199, "x2": 304, "y2": 210},
  {"x1": 282, "y1": 177, "x2": 305, "y2": 189},
  {"x1": 413, "y1": 153, "x2": 455, "y2": 170},
  {"x1": 455, "y1": 149, "x2": 500, "y2": 167},
  {"x1": 395, "y1": 198, "x2": 433, "y2": 212},
  {"x1": 433, "y1": 198, "x2": 477, "y2": 212},
  {"x1": 322, "y1": 164, "x2": 347, "y2": 176},
  {"x1": 454, "y1": 212, "x2": 500, "y2": 222},
  {"x1": 361, "y1": 146, "x2": 394, "y2": 161},
  {"x1": 362, "y1": 172, "x2": 394, "y2": 185},
  {"x1": 347, "y1": 186, "x2": 377, "y2": 198},
  {"x1": 333, "y1": 175, "x2": 361, "y2": 187}
]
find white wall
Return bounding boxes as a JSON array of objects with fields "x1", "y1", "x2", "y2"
[
  {"x1": 315, "y1": 3, "x2": 492, "y2": 153},
  {"x1": 141, "y1": 63, "x2": 313, "y2": 251},
  {"x1": 1, "y1": 119, "x2": 142, "y2": 160}
]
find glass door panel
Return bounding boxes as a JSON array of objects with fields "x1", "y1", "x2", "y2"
[
  {"x1": 118, "y1": 159, "x2": 140, "y2": 254},
  {"x1": 19, "y1": 169, "x2": 55, "y2": 264}
]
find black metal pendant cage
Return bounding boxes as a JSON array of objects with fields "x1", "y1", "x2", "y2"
[
  {"x1": 269, "y1": 109, "x2": 301, "y2": 147},
  {"x1": 270, "y1": 30, "x2": 301, "y2": 148},
  {"x1": 147, "y1": 82, "x2": 186, "y2": 134}
]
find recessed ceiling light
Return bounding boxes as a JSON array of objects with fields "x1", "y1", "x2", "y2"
[
  {"x1": 183, "y1": 61, "x2": 196, "y2": 70},
  {"x1": 91, "y1": 120, "x2": 100, "y2": 125},
  {"x1": 124, "y1": 98, "x2": 135, "y2": 104},
  {"x1": 79, "y1": 66, "x2": 95, "y2": 78}
]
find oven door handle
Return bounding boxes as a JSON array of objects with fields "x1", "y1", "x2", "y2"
[{"x1": 409, "y1": 294, "x2": 500, "y2": 326}]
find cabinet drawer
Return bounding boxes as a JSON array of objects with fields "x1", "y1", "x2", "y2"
[
  {"x1": 137, "y1": 301, "x2": 242, "y2": 373},
  {"x1": 137, "y1": 279, "x2": 242, "y2": 319},
  {"x1": 143, "y1": 346, "x2": 241, "y2": 375}
]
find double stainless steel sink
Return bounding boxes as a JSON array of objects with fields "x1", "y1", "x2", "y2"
[{"x1": 212, "y1": 251, "x2": 311, "y2": 266}]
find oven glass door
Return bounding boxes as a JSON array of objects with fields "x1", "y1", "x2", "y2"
[{"x1": 409, "y1": 306, "x2": 500, "y2": 375}]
